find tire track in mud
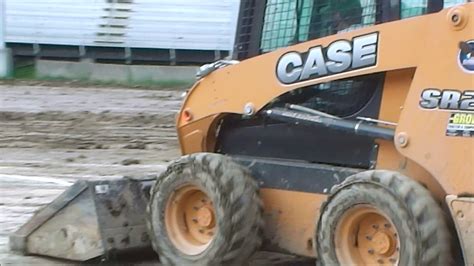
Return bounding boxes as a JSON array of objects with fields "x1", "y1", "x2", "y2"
[{"x1": 0, "y1": 84, "x2": 182, "y2": 264}]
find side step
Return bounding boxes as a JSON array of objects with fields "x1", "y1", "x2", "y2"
[{"x1": 9, "y1": 178, "x2": 155, "y2": 261}]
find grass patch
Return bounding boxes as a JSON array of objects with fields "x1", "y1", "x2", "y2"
[{"x1": 13, "y1": 65, "x2": 36, "y2": 79}]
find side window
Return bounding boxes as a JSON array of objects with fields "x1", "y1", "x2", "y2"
[
  {"x1": 401, "y1": 0, "x2": 427, "y2": 18},
  {"x1": 258, "y1": 0, "x2": 468, "y2": 54},
  {"x1": 261, "y1": 0, "x2": 314, "y2": 52},
  {"x1": 260, "y1": 0, "x2": 377, "y2": 52},
  {"x1": 309, "y1": 0, "x2": 377, "y2": 38},
  {"x1": 443, "y1": 0, "x2": 467, "y2": 7},
  {"x1": 401, "y1": 0, "x2": 467, "y2": 19},
  {"x1": 270, "y1": 74, "x2": 383, "y2": 118}
]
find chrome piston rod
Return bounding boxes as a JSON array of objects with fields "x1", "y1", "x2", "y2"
[{"x1": 265, "y1": 107, "x2": 395, "y2": 141}]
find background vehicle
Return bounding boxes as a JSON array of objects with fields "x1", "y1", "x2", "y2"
[{"x1": 11, "y1": 0, "x2": 473, "y2": 265}]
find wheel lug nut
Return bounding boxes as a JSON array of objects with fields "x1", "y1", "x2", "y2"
[
  {"x1": 366, "y1": 235, "x2": 372, "y2": 240},
  {"x1": 207, "y1": 232, "x2": 214, "y2": 236},
  {"x1": 377, "y1": 259, "x2": 384, "y2": 264},
  {"x1": 193, "y1": 206, "x2": 199, "y2": 210},
  {"x1": 199, "y1": 229, "x2": 205, "y2": 234},
  {"x1": 201, "y1": 199, "x2": 207, "y2": 203},
  {"x1": 389, "y1": 258, "x2": 397, "y2": 263},
  {"x1": 368, "y1": 248, "x2": 374, "y2": 254},
  {"x1": 384, "y1": 223, "x2": 391, "y2": 228},
  {"x1": 372, "y1": 224, "x2": 379, "y2": 229},
  {"x1": 192, "y1": 218, "x2": 198, "y2": 223}
]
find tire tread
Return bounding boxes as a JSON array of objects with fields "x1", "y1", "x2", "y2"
[
  {"x1": 146, "y1": 153, "x2": 264, "y2": 265},
  {"x1": 317, "y1": 170, "x2": 452, "y2": 266}
]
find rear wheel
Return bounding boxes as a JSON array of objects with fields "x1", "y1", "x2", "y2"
[
  {"x1": 147, "y1": 153, "x2": 264, "y2": 265},
  {"x1": 317, "y1": 170, "x2": 451, "y2": 266}
]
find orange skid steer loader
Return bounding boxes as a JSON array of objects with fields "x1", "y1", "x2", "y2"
[{"x1": 10, "y1": 1, "x2": 474, "y2": 265}]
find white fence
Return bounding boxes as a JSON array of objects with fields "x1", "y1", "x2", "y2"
[{"x1": 5, "y1": 0, "x2": 241, "y2": 51}]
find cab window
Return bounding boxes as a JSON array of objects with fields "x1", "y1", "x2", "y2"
[
  {"x1": 260, "y1": 0, "x2": 377, "y2": 52},
  {"x1": 401, "y1": 0, "x2": 467, "y2": 18},
  {"x1": 269, "y1": 73, "x2": 383, "y2": 118},
  {"x1": 259, "y1": 0, "x2": 468, "y2": 53}
]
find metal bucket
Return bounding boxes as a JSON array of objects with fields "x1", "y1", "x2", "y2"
[{"x1": 9, "y1": 178, "x2": 155, "y2": 261}]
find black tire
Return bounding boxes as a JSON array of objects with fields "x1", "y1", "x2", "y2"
[
  {"x1": 146, "y1": 153, "x2": 264, "y2": 265},
  {"x1": 316, "y1": 170, "x2": 451, "y2": 266}
]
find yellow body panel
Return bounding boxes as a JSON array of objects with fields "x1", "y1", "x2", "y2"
[{"x1": 260, "y1": 189, "x2": 325, "y2": 257}]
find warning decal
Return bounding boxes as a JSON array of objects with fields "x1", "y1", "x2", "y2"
[{"x1": 446, "y1": 113, "x2": 474, "y2": 137}]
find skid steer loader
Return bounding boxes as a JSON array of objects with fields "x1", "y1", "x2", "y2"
[{"x1": 10, "y1": 0, "x2": 474, "y2": 265}]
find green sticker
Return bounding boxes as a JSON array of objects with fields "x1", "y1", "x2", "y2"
[{"x1": 446, "y1": 113, "x2": 474, "y2": 137}]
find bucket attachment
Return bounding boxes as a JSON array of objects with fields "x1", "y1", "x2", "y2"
[{"x1": 9, "y1": 178, "x2": 155, "y2": 261}]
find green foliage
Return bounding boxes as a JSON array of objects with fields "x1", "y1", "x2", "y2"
[{"x1": 13, "y1": 65, "x2": 36, "y2": 79}]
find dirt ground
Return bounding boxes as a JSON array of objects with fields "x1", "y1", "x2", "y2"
[{"x1": 0, "y1": 81, "x2": 313, "y2": 265}]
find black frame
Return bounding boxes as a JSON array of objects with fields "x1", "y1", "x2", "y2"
[
  {"x1": 217, "y1": 73, "x2": 386, "y2": 169},
  {"x1": 233, "y1": 0, "x2": 267, "y2": 60},
  {"x1": 234, "y1": 156, "x2": 362, "y2": 193}
]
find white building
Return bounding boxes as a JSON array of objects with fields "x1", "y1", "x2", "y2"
[{"x1": 4, "y1": 0, "x2": 241, "y2": 64}]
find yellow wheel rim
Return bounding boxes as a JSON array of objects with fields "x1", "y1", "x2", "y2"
[
  {"x1": 165, "y1": 185, "x2": 216, "y2": 255},
  {"x1": 335, "y1": 204, "x2": 400, "y2": 265}
]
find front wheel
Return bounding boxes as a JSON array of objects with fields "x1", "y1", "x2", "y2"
[
  {"x1": 317, "y1": 170, "x2": 451, "y2": 266},
  {"x1": 147, "y1": 153, "x2": 264, "y2": 265}
]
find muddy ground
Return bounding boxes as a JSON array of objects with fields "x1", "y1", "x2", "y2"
[{"x1": 0, "y1": 81, "x2": 313, "y2": 265}]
